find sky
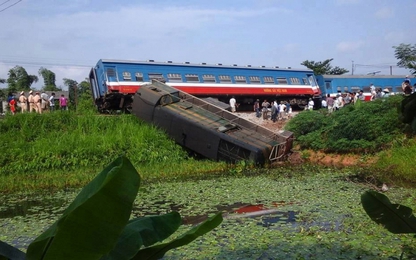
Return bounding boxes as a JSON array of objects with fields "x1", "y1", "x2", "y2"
[{"x1": 0, "y1": 0, "x2": 415, "y2": 90}]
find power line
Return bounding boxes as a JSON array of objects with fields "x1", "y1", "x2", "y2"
[
  {"x1": 0, "y1": 59, "x2": 92, "y2": 69},
  {"x1": 0, "y1": 0, "x2": 22, "y2": 13},
  {"x1": 0, "y1": 0, "x2": 12, "y2": 7}
]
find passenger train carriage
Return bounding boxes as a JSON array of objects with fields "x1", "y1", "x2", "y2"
[
  {"x1": 316, "y1": 74, "x2": 410, "y2": 101},
  {"x1": 89, "y1": 59, "x2": 321, "y2": 112}
]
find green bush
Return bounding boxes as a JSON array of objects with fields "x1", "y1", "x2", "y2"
[{"x1": 286, "y1": 95, "x2": 406, "y2": 153}]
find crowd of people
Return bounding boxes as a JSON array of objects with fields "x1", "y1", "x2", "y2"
[
  {"x1": 253, "y1": 99, "x2": 292, "y2": 122},
  {"x1": 320, "y1": 77, "x2": 414, "y2": 113},
  {"x1": 6, "y1": 91, "x2": 68, "y2": 115}
]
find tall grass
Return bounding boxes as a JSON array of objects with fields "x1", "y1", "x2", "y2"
[
  {"x1": 372, "y1": 138, "x2": 416, "y2": 185},
  {"x1": 0, "y1": 111, "x2": 227, "y2": 192},
  {"x1": 285, "y1": 95, "x2": 416, "y2": 184}
]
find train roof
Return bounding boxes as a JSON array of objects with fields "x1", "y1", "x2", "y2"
[{"x1": 97, "y1": 59, "x2": 313, "y2": 73}]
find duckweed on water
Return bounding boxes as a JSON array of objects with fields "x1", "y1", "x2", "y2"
[{"x1": 1, "y1": 168, "x2": 416, "y2": 259}]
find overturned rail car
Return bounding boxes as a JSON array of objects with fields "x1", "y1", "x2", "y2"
[{"x1": 131, "y1": 81, "x2": 294, "y2": 165}]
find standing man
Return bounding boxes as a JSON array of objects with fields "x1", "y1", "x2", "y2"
[
  {"x1": 33, "y1": 92, "x2": 42, "y2": 113},
  {"x1": 28, "y1": 90, "x2": 36, "y2": 113},
  {"x1": 60, "y1": 94, "x2": 68, "y2": 111},
  {"x1": 357, "y1": 90, "x2": 365, "y2": 101},
  {"x1": 253, "y1": 99, "x2": 261, "y2": 118},
  {"x1": 229, "y1": 96, "x2": 236, "y2": 113},
  {"x1": 49, "y1": 93, "x2": 56, "y2": 112},
  {"x1": 18, "y1": 91, "x2": 28, "y2": 113},
  {"x1": 40, "y1": 91, "x2": 49, "y2": 112},
  {"x1": 370, "y1": 83, "x2": 376, "y2": 101},
  {"x1": 261, "y1": 99, "x2": 270, "y2": 120},
  {"x1": 326, "y1": 94, "x2": 334, "y2": 113},
  {"x1": 278, "y1": 101, "x2": 286, "y2": 120},
  {"x1": 321, "y1": 98, "x2": 327, "y2": 109},
  {"x1": 307, "y1": 98, "x2": 314, "y2": 110}
]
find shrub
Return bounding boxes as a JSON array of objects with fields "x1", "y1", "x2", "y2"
[{"x1": 286, "y1": 96, "x2": 406, "y2": 153}]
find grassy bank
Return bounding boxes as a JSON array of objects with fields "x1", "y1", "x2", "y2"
[
  {"x1": 0, "y1": 112, "x2": 228, "y2": 193},
  {"x1": 285, "y1": 95, "x2": 416, "y2": 185}
]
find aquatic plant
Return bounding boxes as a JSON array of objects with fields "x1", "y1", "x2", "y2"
[
  {"x1": 361, "y1": 190, "x2": 416, "y2": 258},
  {"x1": 0, "y1": 156, "x2": 222, "y2": 260}
]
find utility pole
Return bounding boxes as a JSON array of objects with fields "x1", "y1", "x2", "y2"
[{"x1": 351, "y1": 61, "x2": 354, "y2": 75}]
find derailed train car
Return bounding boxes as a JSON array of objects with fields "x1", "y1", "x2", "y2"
[{"x1": 132, "y1": 81, "x2": 294, "y2": 165}]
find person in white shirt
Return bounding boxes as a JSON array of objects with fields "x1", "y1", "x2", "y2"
[
  {"x1": 229, "y1": 96, "x2": 236, "y2": 112},
  {"x1": 321, "y1": 99, "x2": 327, "y2": 109},
  {"x1": 370, "y1": 84, "x2": 376, "y2": 101},
  {"x1": 307, "y1": 98, "x2": 314, "y2": 110},
  {"x1": 49, "y1": 93, "x2": 56, "y2": 112},
  {"x1": 40, "y1": 91, "x2": 49, "y2": 112},
  {"x1": 278, "y1": 102, "x2": 286, "y2": 120}
]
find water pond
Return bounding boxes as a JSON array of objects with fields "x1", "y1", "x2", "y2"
[{"x1": 1, "y1": 169, "x2": 415, "y2": 259}]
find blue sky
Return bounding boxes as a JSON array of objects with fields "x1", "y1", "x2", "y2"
[{"x1": 0, "y1": 0, "x2": 415, "y2": 89}]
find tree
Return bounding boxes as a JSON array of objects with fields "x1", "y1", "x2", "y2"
[
  {"x1": 0, "y1": 78, "x2": 5, "y2": 84},
  {"x1": 38, "y1": 67, "x2": 61, "y2": 91},
  {"x1": 6, "y1": 66, "x2": 38, "y2": 93},
  {"x1": 63, "y1": 78, "x2": 79, "y2": 108},
  {"x1": 301, "y1": 58, "x2": 349, "y2": 75},
  {"x1": 393, "y1": 43, "x2": 416, "y2": 75}
]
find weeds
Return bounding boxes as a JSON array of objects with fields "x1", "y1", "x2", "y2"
[{"x1": 0, "y1": 112, "x2": 225, "y2": 192}]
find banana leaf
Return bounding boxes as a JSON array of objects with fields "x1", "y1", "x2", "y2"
[
  {"x1": 101, "y1": 212, "x2": 182, "y2": 260},
  {"x1": 133, "y1": 212, "x2": 223, "y2": 260},
  {"x1": 26, "y1": 156, "x2": 141, "y2": 260},
  {"x1": 361, "y1": 190, "x2": 416, "y2": 234}
]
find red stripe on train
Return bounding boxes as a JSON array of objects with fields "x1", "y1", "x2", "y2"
[{"x1": 107, "y1": 85, "x2": 319, "y2": 95}]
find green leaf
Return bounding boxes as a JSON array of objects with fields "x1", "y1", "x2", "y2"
[
  {"x1": 0, "y1": 240, "x2": 26, "y2": 260},
  {"x1": 361, "y1": 190, "x2": 416, "y2": 234},
  {"x1": 26, "y1": 156, "x2": 141, "y2": 260},
  {"x1": 133, "y1": 212, "x2": 223, "y2": 260},
  {"x1": 102, "y1": 212, "x2": 182, "y2": 260}
]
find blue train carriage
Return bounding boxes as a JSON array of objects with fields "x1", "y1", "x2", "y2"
[
  {"x1": 131, "y1": 80, "x2": 294, "y2": 165},
  {"x1": 316, "y1": 74, "x2": 409, "y2": 101},
  {"x1": 89, "y1": 59, "x2": 322, "y2": 112}
]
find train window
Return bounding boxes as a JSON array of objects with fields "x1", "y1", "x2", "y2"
[
  {"x1": 249, "y1": 76, "x2": 260, "y2": 83},
  {"x1": 106, "y1": 68, "x2": 116, "y2": 77},
  {"x1": 148, "y1": 73, "x2": 165, "y2": 82},
  {"x1": 276, "y1": 77, "x2": 288, "y2": 84},
  {"x1": 202, "y1": 74, "x2": 216, "y2": 83},
  {"x1": 185, "y1": 74, "x2": 200, "y2": 82},
  {"x1": 363, "y1": 87, "x2": 370, "y2": 92},
  {"x1": 234, "y1": 75, "x2": 247, "y2": 83},
  {"x1": 351, "y1": 86, "x2": 360, "y2": 92},
  {"x1": 135, "y1": 72, "x2": 143, "y2": 81},
  {"x1": 289, "y1": 77, "x2": 300, "y2": 84},
  {"x1": 302, "y1": 78, "x2": 308, "y2": 85},
  {"x1": 395, "y1": 86, "x2": 402, "y2": 92},
  {"x1": 263, "y1": 76, "x2": 274, "y2": 84},
  {"x1": 344, "y1": 87, "x2": 349, "y2": 92},
  {"x1": 167, "y1": 73, "x2": 183, "y2": 82},
  {"x1": 337, "y1": 86, "x2": 342, "y2": 92},
  {"x1": 219, "y1": 75, "x2": 231, "y2": 83},
  {"x1": 325, "y1": 82, "x2": 331, "y2": 89},
  {"x1": 122, "y1": 72, "x2": 131, "y2": 81}
]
